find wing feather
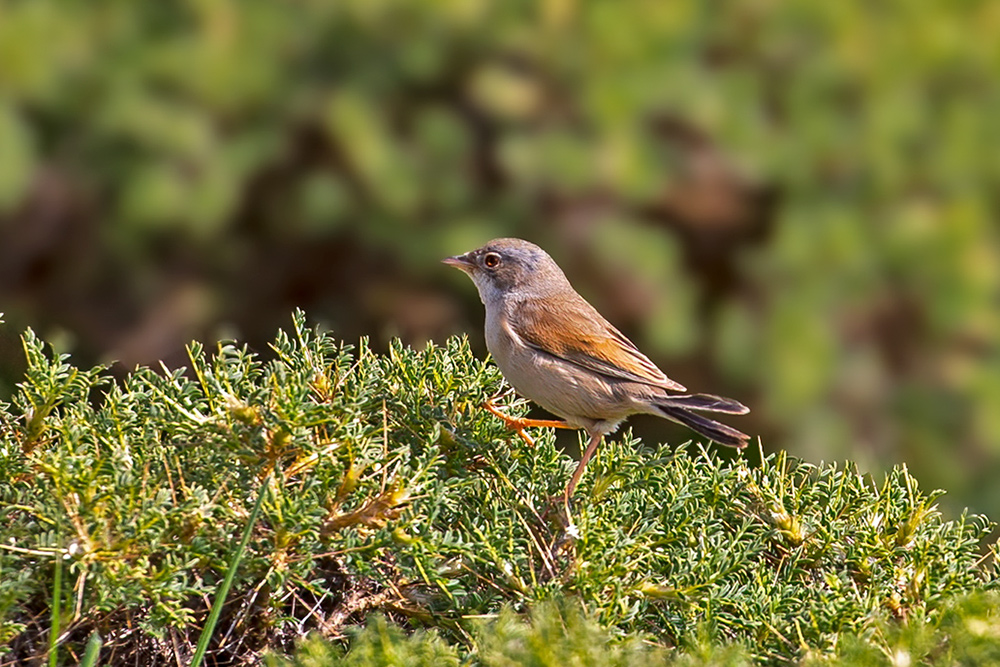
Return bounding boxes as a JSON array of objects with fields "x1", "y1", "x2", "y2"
[{"x1": 511, "y1": 296, "x2": 687, "y2": 392}]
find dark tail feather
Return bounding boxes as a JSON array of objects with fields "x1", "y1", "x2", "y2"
[
  {"x1": 656, "y1": 404, "x2": 750, "y2": 449},
  {"x1": 662, "y1": 393, "x2": 749, "y2": 415}
]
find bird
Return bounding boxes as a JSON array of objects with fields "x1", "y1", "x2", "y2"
[{"x1": 443, "y1": 237, "x2": 750, "y2": 508}]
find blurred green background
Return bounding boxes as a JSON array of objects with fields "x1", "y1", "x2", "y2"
[{"x1": 1, "y1": 1, "x2": 998, "y2": 522}]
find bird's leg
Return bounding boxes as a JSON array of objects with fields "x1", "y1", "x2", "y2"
[
  {"x1": 482, "y1": 398, "x2": 574, "y2": 447},
  {"x1": 562, "y1": 430, "x2": 604, "y2": 515}
]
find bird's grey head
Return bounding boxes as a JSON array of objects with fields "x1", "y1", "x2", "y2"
[{"x1": 443, "y1": 238, "x2": 570, "y2": 305}]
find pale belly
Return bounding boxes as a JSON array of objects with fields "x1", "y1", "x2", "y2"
[{"x1": 484, "y1": 311, "x2": 637, "y2": 430}]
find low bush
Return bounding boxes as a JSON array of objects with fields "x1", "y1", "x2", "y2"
[{"x1": 0, "y1": 312, "x2": 995, "y2": 664}]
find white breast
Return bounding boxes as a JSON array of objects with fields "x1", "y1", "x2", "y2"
[{"x1": 483, "y1": 300, "x2": 632, "y2": 430}]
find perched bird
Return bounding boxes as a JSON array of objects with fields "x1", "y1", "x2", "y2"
[{"x1": 444, "y1": 238, "x2": 749, "y2": 506}]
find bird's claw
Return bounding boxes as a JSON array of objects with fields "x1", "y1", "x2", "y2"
[
  {"x1": 482, "y1": 399, "x2": 576, "y2": 447},
  {"x1": 482, "y1": 399, "x2": 537, "y2": 446}
]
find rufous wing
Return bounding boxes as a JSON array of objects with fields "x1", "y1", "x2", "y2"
[{"x1": 510, "y1": 295, "x2": 687, "y2": 392}]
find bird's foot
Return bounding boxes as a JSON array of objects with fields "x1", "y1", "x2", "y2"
[
  {"x1": 536, "y1": 495, "x2": 581, "y2": 562},
  {"x1": 482, "y1": 399, "x2": 573, "y2": 447},
  {"x1": 537, "y1": 493, "x2": 579, "y2": 533}
]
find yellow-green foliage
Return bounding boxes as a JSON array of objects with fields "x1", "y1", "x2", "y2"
[
  {"x1": 0, "y1": 313, "x2": 996, "y2": 664},
  {"x1": 269, "y1": 601, "x2": 754, "y2": 667},
  {"x1": 273, "y1": 592, "x2": 1000, "y2": 667}
]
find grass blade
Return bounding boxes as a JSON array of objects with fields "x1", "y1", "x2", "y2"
[
  {"x1": 47, "y1": 554, "x2": 62, "y2": 667},
  {"x1": 80, "y1": 631, "x2": 103, "y2": 667},
  {"x1": 189, "y1": 473, "x2": 271, "y2": 667}
]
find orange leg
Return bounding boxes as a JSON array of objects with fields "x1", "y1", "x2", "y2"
[
  {"x1": 483, "y1": 399, "x2": 575, "y2": 446},
  {"x1": 551, "y1": 430, "x2": 604, "y2": 525},
  {"x1": 563, "y1": 430, "x2": 603, "y2": 505}
]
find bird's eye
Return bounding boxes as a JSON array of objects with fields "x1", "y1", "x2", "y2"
[{"x1": 483, "y1": 252, "x2": 501, "y2": 269}]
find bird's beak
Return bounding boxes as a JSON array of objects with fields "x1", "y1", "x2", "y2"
[{"x1": 442, "y1": 253, "x2": 475, "y2": 273}]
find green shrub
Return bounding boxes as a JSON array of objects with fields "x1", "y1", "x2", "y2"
[
  {"x1": 270, "y1": 615, "x2": 461, "y2": 667},
  {"x1": 273, "y1": 591, "x2": 1000, "y2": 666},
  {"x1": 269, "y1": 600, "x2": 753, "y2": 667},
  {"x1": 0, "y1": 312, "x2": 996, "y2": 663}
]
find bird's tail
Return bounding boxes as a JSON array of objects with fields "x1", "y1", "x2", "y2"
[{"x1": 654, "y1": 393, "x2": 750, "y2": 449}]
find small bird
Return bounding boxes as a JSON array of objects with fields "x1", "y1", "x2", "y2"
[{"x1": 444, "y1": 238, "x2": 750, "y2": 506}]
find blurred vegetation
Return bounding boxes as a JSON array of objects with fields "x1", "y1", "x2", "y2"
[
  {"x1": 275, "y1": 592, "x2": 1000, "y2": 667},
  {"x1": 1, "y1": 1, "x2": 999, "y2": 524},
  {"x1": 0, "y1": 316, "x2": 996, "y2": 663},
  {"x1": 268, "y1": 602, "x2": 753, "y2": 667}
]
